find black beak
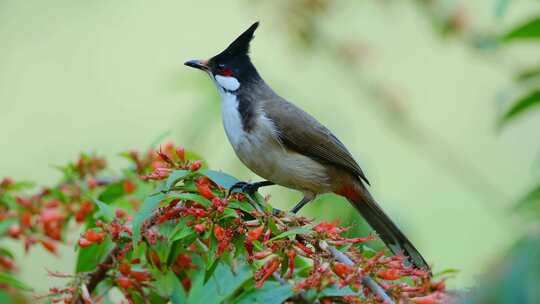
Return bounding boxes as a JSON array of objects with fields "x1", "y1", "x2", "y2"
[{"x1": 184, "y1": 59, "x2": 209, "y2": 71}]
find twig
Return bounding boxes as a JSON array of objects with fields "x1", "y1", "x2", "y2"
[
  {"x1": 319, "y1": 241, "x2": 395, "y2": 304},
  {"x1": 74, "y1": 246, "x2": 120, "y2": 304}
]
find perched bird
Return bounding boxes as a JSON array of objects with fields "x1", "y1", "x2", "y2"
[{"x1": 185, "y1": 22, "x2": 429, "y2": 270}]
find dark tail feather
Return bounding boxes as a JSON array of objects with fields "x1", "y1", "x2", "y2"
[{"x1": 345, "y1": 184, "x2": 430, "y2": 270}]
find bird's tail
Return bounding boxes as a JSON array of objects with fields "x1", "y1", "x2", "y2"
[{"x1": 337, "y1": 182, "x2": 430, "y2": 270}]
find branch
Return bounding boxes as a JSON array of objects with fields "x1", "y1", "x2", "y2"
[
  {"x1": 74, "y1": 246, "x2": 120, "y2": 304},
  {"x1": 319, "y1": 241, "x2": 395, "y2": 304}
]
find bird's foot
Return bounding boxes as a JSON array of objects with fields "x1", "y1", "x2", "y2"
[{"x1": 228, "y1": 180, "x2": 274, "y2": 196}]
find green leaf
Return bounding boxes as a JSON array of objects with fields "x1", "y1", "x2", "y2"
[
  {"x1": 93, "y1": 199, "x2": 115, "y2": 222},
  {"x1": 154, "y1": 270, "x2": 186, "y2": 303},
  {"x1": 320, "y1": 284, "x2": 357, "y2": 297},
  {"x1": 502, "y1": 16, "x2": 540, "y2": 42},
  {"x1": 0, "y1": 248, "x2": 14, "y2": 259},
  {"x1": 98, "y1": 182, "x2": 125, "y2": 203},
  {"x1": 515, "y1": 184, "x2": 540, "y2": 213},
  {"x1": 199, "y1": 169, "x2": 239, "y2": 189},
  {"x1": 228, "y1": 200, "x2": 255, "y2": 213},
  {"x1": 0, "y1": 217, "x2": 16, "y2": 236},
  {"x1": 269, "y1": 226, "x2": 313, "y2": 241},
  {"x1": 0, "y1": 272, "x2": 32, "y2": 291},
  {"x1": 168, "y1": 218, "x2": 193, "y2": 242},
  {"x1": 132, "y1": 191, "x2": 165, "y2": 246},
  {"x1": 499, "y1": 89, "x2": 540, "y2": 125},
  {"x1": 165, "y1": 170, "x2": 190, "y2": 189},
  {"x1": 166, "y1": 193, "x2": 211, "y2": 208},
  {"x1": 76, "y1": 238, "x2": 112, "y2": 273},
  {"x1": 188, "y1": 258, "x2": 252, "y2": 304},
  {"x1": 236, "y1": 281, "x2": 294, "y2": 304},
  {"x1": 433, "y1": 268, "x2": 461, "y2": 278},
  {"x1": 515, "y1": 65, "x2": 540, "y2": 83}
]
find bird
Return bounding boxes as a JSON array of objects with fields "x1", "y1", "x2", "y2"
[{"x1": 184, "y1": 22, "x2": 429, "y2": 270}]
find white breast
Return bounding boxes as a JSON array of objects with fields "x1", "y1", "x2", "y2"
[
  {"x1": 213, "y1": 77, "x2": 330, "y2": 194},
  {"x1": 220, "y1": 92, "x2": 245, "y2": 148}
]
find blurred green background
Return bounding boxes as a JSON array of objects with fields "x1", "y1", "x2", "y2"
[{"x1": 1, "y1": 0, "x2": 540, "y2": 295}]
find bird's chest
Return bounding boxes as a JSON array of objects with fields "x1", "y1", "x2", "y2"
[
  {"x1": 220, "y1": 93, "x2": 276, "y2": 158},
  {"x1": 219, "y1": 93, "x2": 329, "y2": 192}
]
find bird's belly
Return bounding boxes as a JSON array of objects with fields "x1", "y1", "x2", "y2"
[
  {"x1": 233, "y1": 133, "x2": 331, "y2": 194},
  {"x1": 220, "y1": 92, "x2": 330, "y2": 193}
]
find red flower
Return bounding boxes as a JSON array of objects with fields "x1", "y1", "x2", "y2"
[
  {"x1": 116, "y1": 276, "x2": 133, "y2": 289},
  {"x1": 214, "y1": 225, "x2": 225, "y2": 240},
  {"x1": 411, "y1": 293, "x2": 442, "y2": 304},
  {"x1": 7, "y1": 224, "x2": 21, "y2": 238},
  {"x1": 84, "y1": 229, "x2": 104, "y2": 243},
  {"x1": 194, "y1": 223, "x2": 206, "y2": 233},
  {"x1": 87, "y1": 177, "x2": 98, "y2": 189},
  {"x1": 190, "y1": 160, "x2": 202, "y2": 171},
  {"x1": 175, "y1": 254, "x2": 193, "y2": 269},
  {"x1": 78, "y1": 237, "x2": 92, "y2": 248},
  {"x1": 295, "y1": 241, "x2": 314, "y2": 256},
  {"x1": 255, "y1": 257, "x2": 280, "y2": 288},
  {"x1": 115, "y1": 208, "x2": 126, "y2": 219},
  {"x1": 123, "y1": 179, "x2": 136, "y2": 194},
  {"x1": 247, "y1": 226, "x2": 264, "y2": 242},
  {"x1": 377, "y1": 268, "x2": 402, "y2": 280},
  {"x1": 0, "y1": 256, "x2": 15, "y2": 270},
  {"x1": 181, "y1": 277, "x2": 192, "y2": 292},
  {"x1": 253, "y1": 249, "x2": 272, "y2": 260},
  {"x1": 195, "y1": 178, "x2": 214, "y2": 199},
  {"x1": 21, "y1": 211, "x2": 32, "y2": 227},
  {"x1": 176, "y1": 147, "x2": 185, "y2": 161},
  {"x1": 40, "y1": 240, "x2": 58, "y2": 255},
  {"x1": 119, "y1": 263, "x2": 131, "y2": 276},
  {"x1": 130, "y1": 270, "x2": 152, "y2": 282},
  {"x1": 333, "y1": 262, "x2": 352, "y2": 279},
  {"x1": 287, "y1": 249, "x2": 296, "y2": 278}
]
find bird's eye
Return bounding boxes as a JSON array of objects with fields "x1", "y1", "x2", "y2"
[{"x1": 217, "y1": 64, "x2": 233, "y2": 77}]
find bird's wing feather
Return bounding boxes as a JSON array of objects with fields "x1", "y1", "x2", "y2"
[{"x1": 263, "y1": 97, "x2": 370, "y2": 185}]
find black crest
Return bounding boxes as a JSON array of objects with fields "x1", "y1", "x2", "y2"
[{"x1": 219, "y1": 22, "x2": 259, "y2": 58}]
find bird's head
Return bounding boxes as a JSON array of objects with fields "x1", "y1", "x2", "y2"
[{"x1": 185, "y1": 22, "x2": 260, "y2": 93}]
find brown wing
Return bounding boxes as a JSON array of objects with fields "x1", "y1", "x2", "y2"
[{"x1": 263, "y1": 97, "x2": 370, "y2": 185}]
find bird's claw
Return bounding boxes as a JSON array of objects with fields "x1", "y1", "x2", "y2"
[{"x1": 228, "y1": 181, "x2": 258, "y2": 196}]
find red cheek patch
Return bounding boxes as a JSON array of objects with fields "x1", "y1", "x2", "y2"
[{"x1": 219, "y1": 68, "x2": 233, "y2": 77}]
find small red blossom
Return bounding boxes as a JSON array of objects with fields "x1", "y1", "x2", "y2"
[
  {"x1": 123, "y1": 179, "x2": 136, "y2": 194},
  {"x1": 214, "y1": 225, "x2": 225, "y2": 240},
  {"x1": 87, "y1": 176, "x2": 98, "y2": 189},
  {"x1": 333, "y1": 262, "x2": 352, "y2": 279},
  {"x1": 377, "y1": 268, "x2": 402, "y2": 280},
  {"x1": 84, "y1": 229, "x2": 104, "y2": 243},
  {"x1": 247, "y1": 226, "x2": 264, "y2": 242},
  {"x1": 130, "y1": 270, "x2": 152, "y2": 282},
  {"x1": 7, "y1": 224, "x2": 21, "y2": 238},
  {"x1": 195, "y1": 178, "x2": 214, "y2": 199},
  {"x1": 175, "y1": 254, "x2": 193, "y2": 269},
  {"x1": 253, "y1": 249, "x2": 272, "y2": 260},
  {"x1": 176, "y1": 147, "x2": 185, "y2": 161},
  {"x1": 194, "y1": 223, "x2": 206, "y2": 233},
  {"x1": 41, "y1": 239, "x2": 58, "y2": 255},
  {"x1": 119, "y1": 263, "x2": 131, "y2": 276},
  {"x1": 115, "y1": 208, "x2": 126, "y2": 219},
  {"x1": 116, "y1": 276, "x2": 133, "y2": 289},
  {"x1": 0, "y1": 256, "x2": 15, "y2": 270},
  {"x1": 287, "y1": 249, "x2": 296, "y2": 278},
  {"x1": 190, "y1": 160, "x2": 202, "y2": 171},
  {"x1": 255, "y1": 257, "x2": 280, "y2": 288},
  {"x1": 78, "y1": 237, "x2": 92, "y2": 248}
]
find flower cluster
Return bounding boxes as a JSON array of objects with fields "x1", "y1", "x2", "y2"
[{"x1": 1, "y1": 143, "x2": 453, "y2": 304}]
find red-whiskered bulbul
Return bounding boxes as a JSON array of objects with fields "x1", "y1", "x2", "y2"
[{"x1": 185, "y1": 22, "x2": 429, "y2": 270}]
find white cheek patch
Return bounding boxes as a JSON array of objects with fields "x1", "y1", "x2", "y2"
[{"x1": 215, "y1": 75, "x2": 240, "y2": 91}]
